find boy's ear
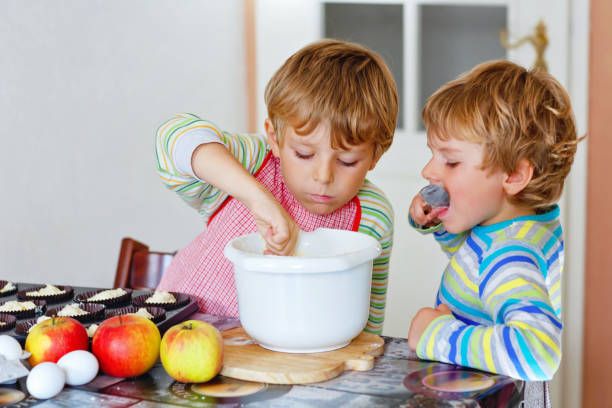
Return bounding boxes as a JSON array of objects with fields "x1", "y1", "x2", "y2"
[
  {"x1": 264, "y1": 118, "x2": 281, "y2": 158},
  {"x1": 503, "y1": 158, "x2": 534, "y2": 196}
]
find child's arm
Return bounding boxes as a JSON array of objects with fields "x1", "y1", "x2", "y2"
[
  {"x1": 155, "y1": 114, "x2": 298, "y2": 255},
  {"x1": 408, "y1": 244, "x2": 562, "y2": 381},
  {"x1": 357, "y1": 181, "x2": 394, "y2": 334},
  {"x1": 191, "y1": 143, "x2": 298, "y2": 255},
  {"x1": 407, "y1": 303, "x2": 452, "y2": 348}
]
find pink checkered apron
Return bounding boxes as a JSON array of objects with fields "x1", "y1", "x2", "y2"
[{"x1": 157, "y1": 152, "x2": 361, "y2": 317}]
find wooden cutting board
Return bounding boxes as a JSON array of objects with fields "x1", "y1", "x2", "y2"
[{"x1": 219, "y1": 326, "x2": 385, "y2": 384}]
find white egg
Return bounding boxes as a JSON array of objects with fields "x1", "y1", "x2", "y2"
[
  {"x1": 0, "y1": 335, "x2": 23, "y2": 360},
  {"x1": 57, "y1": 350, "x2": 99, "y2": 386},
  {"x1": 26, "y1": 362, "x2": 65, "y2": 399}
]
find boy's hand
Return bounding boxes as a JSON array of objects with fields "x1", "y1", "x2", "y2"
[
  {"x1": 190, "y1": 144, "x2": 299, "y2": 256},
  {"x1": 409, "y1": 194, "x2": 444, "y2": 227},
  {"x1": 407, "y1": 303, "x2": 452, "y2": 350},
  {"x1": 250, "y1": 196, "x2": 299, "y2": 256}
]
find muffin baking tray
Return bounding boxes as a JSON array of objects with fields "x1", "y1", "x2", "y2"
[{"x1": 0, "y1": 282, "x2": 198, "y2": 343}]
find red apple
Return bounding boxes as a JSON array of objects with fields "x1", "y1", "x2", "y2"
[
  {"x1": 91, "y1": 314, "x2": 160, "y2": 378},
  {"x1": 160, "y1": 320, "x2": 223, "y2": 383},
  {"x1": 25, "y1": 316, "x2": 88, "y2": 367}
]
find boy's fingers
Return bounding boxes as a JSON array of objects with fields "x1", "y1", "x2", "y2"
[
  {"x1": 264, "y1": 226, "x2": 298, "y2": 256},
  {"x1": 264, "y1": 243, "x2": 289, "y2": 255},
  {"x1": 411, "y1": 204, "x2": 430, "y2": 226},
  {"x1": 263, "y1": 227, "x2": 283, "y2": 254}
]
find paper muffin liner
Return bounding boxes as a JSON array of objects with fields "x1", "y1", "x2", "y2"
[
  {"x1": 74, "y1": 288, "x2": 133, "y2": 308},
  {"x1": 45, "y1": 303, "x2": 105, "y2": 323},
  {"x1": 14, "y1": 317, "x2": 43, "y2": 335},
  {"x1": 106, "y1": 305, "x2": 166, "y2": 323},
  {"x1": 132, "y1": 291, "x2": 189, "y2": 310},
  {"x1": 17, "y1": 285, "x2": 74, "y2": 304},
  {"x1": 0, "y1": 299, "x2": 46, "y2": 320},
  {"x1": 0, "y1": 280, "x2": 17, "y2": 297},
  {"x1": 0, "y1": 313, "x2": 17, "y2": 332}
]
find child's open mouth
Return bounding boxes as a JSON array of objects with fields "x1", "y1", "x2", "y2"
[
  {"x1": 436, "y1": 207, "x2": 449, "y2": 219},
  {"x1": 429, "y1": 206, "x2": 449, "y2": 219}
]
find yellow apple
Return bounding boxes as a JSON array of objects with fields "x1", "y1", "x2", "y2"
[{"x1": 160, "y1": 320, "x2": 223, "y2": 383}]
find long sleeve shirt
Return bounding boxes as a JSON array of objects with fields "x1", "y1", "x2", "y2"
[
  {"x1": 411, "y1": 207, "x2": 563, "y2": 380},
  {"x1": 155, "y1": 114, "x2": 394, "y2": 333}
]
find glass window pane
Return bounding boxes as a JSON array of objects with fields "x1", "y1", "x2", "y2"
[
  {"x1": 324, "y1": 3, "x2": 404, "y2": 129},
  {"x1": 419, "y1": 5, "x2": 507, "y2": 130}
]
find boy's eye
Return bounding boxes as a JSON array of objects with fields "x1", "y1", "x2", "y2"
[
  {"x1": 445, "y1": 161, "x2": 459, "y2": 168},
  {"x1": 339, "y1": 159, "x2": 358, "y2": 167},
  {"x1": 295, "y1": 151, "x2": 313, "y2": 160}
]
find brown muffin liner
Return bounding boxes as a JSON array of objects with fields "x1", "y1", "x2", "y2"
[
  {"x1": 106, "y1": 305, "x2": 166, "y2": 323},
  {"x1": 18, "y1": 285, "x2": 74, "y2": 304},
  {"x1": 132, "y1": 291, "x2": 189, "y2": 310},
  {"x1": 0, "y1": 313, "x2": 17, "y2": 331},
  {"x1": 15, "y1": 317, "x2": 39, "y2": 335},
  {"x1": 74, "y1": 288, "x2": 133, "y2": 308},
  {"x1": 0, "y1": 280, "x2": 17, "y2": 297},
  {"x1": 45, "y1": 303, "x2": 105, "y2": 323},
  {"x1": 0, "y1": 299, "x2": 46, "y2": 319}
]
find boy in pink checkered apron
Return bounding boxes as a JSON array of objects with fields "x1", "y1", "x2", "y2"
[{"x1": 155, "y1": 39, "x2": 398, "y2": 334}]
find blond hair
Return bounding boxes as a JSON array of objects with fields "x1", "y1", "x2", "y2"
[
  {"x1": 422, "y1": 60, "x2": 580, "y2": 210},
  {"x1": 264, "y1": 39, "x2": 398, "y2": 160}
]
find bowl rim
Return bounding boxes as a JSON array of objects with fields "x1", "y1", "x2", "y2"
[{"x1": 223, "y1": 228, "x2": 381, "y2": 273}]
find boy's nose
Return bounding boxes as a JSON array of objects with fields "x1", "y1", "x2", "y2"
[
  {"x1": 313, "y1": 160, "x2": 334, "y2": 184},
  {"x1": 421, "y1": 158, "x2": 437, "y2": 182}
]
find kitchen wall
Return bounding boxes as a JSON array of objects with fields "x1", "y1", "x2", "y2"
[{"x1": 0, "y1": 0, "x2": 247, "y2": 288}]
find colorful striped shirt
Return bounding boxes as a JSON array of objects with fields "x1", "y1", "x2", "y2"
[
  {"x1": 156, "y1": 114, "x2": 393, "y2": 334},
  {"x1": 411, "y1": 207, "x2": 563, "y2": 380}
]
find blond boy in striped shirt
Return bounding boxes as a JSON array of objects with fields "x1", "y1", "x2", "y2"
[
  {"x1": 407, "y1": 60, "x2": 582, "y2": 380},
  {"x1": 156, "y1": 40, "x2": 398, "y2": 334}
]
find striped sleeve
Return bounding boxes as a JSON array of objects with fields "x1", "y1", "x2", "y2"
[
  {"x1": 416, "y1": 241, "x2": 562, "y2": 381},
  {"x1": 357, "y1": 180, "x2": 393, "y2": 335},
  {"x1": 155, "y1": 113, "x2": 269, "y2": 220},
  {"x1": 408, "y1": 215, "x2": 467, "y2": 259}
]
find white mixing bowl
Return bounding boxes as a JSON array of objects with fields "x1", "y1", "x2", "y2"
[{"x1": 223, "y1": 228, "x2": 381, "y2": 353}]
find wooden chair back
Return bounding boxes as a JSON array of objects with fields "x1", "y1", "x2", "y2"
[{"x1": 114, "y1": 237, "x2": 175, "y2": 290}]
